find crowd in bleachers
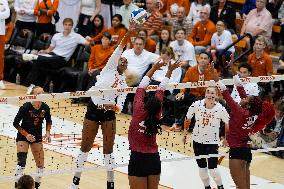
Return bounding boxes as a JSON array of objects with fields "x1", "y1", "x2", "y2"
[{"x1": 0, "y1": 0, "x2": 284, "y2": 157}]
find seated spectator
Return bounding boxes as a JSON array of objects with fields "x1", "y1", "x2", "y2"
[
  {"x1": 5, "y1": 10, "x2": 13, "y2": 44},
  {"x1": 75, "y1": 0, "x2": 101, "y2": 37},
  {"x1": 250, "y1": 98, "x2": 284, "y2": 149},
  {"x1": 231, "y1": 63, "x2": 259, "y2": 104},
  {"x1": 165, "y1": 0, "x2": 190, "y2": 18},
  {"x1": 169, "y1": 6, "x2": 192, "y2": 39},
  {"x1": 14, "y1": 0, "x2": 37, "y2": 33},
  {"x1": 119, "y1": 0, "x2": 139, "y2": 29},
  {"x1": 152, "y1": 47, "x2": 182, "y2": 84},
  {"x1": 240, "y1": 0, "x2": 256, "y2": 17},
  {"x1": 143, "y1": 0, "x2": 163, "y2": 36},
  {"x1": 155, "y1": 28, "x2": 171, "y2": 54},
  {"x1": 77, "y1": 32, "x2": 114, "y2": 91},
  {"x1": 23, "y1": 18, "x2": 90, "y2": 94},
  {"x1": 90, "y1": 14, "x2": 107, "y2": 40},
  {"x1": 93, "y1": 14, "x2": 127, "y2": 47},
  {"x1": 187, "y1": 0, "x2": 210, "y2": 25},
  {"x1": 210, "y1": 0, "x2": 236, "y2": 33},
  {"x1": 188, "y1": 6, "x2": 216, "y2": 55},
  {"x1": 169, "y1": 28, "x2": 197, "y2": 68},
  {"x1": 248, "y1": 35, "x2": 273, "y2": 77},
  {"x1": 278, "y1": 0, "x2": 284, "y2": 50},
  {"x1": 240, "y1": 0, "x2": 273, "y2": 48},
  {"x1": 137, "y1": 29, "x2": 156, "y2": 53},
  {"x1": 279, "y1": 50, "x2": 284, "y2": 71},
  {"x1": 34, "y1": 0, "x2": 59, "y2": 36},
  {"x1": 169, "y1": 51, "x2": 217, "y2": 131},
  {"x1": 17, "y1": 175, "x2": 35, "y2": 189},
  {"x1": 208, "y1": 20, "x2": 235, "y2": 73},
  {"x1": 122, "y1": 37, "x2": 159, "y2": 86}
]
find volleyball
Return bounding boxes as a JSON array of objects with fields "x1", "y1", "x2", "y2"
[{"x1": 130, "y1": 8, "x2": 148, "y2": 25}]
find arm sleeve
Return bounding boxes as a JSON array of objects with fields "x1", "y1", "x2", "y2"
[
  {"x1": 23, "y1": 0, "x2": 37, "y2": 15},
  {"x1": 138, "y1": 76, "x2": 151, "y2": 89},
  {"x1": 186, "y1": 101, "x2": 197, "y2": 120},
  {"x1": 265, "y1": 56, "x2": 273, "y2": 74},
  {"x1": 101, "y1": 46, "x2": 123, "y2": 73},
  {"x1": 14, "y1": 0, "x2": 20, "y2": 12},
  {"x1": 250, "y1": 101, "x2": 275, "y2": 134},
  {"x1": 133, "y1": 88, "x2": 146, "y2": 117},
  {"x1": 50, "y1": 34, "x2": 56, "y2": 47},
  {"x1": 193, "y1": 24, "x2": 215, "y2": 46},
  {"x1": 216, "y1": 32, "x2": 232, "y2": 50},
  {"x1": 236, "y1": 85, "x2": 247, "y2": 99},
  {"x1": 88, "y1": 46, "x2": 96, "y2": 70},
  {"x1": 0, "y1": 1, "x2": 10, "y2": 19},
  {"x1": 34, "y1": 0, "x2": 40, "y2": 16},
  {"x1": 13, "y1": 106, "x2": 29, "y2": 136},
  {"x1": 222, "y1": 89, "x2": 244, "y2": 115},
  {"x1": 44, "y1": 105, "x2": 52, "y2": 131}
]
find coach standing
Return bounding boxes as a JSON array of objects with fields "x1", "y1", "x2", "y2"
[{"x1": 0, "y1": 0, "x2": 10, "y2": 90}]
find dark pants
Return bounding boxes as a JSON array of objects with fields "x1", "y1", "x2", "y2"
[
  {"x1": 77, "y1": 69, "x2": 101, "y2": 91},
  {"x1": 35, "y1": 23, "x2": 55, "y2": 37},
  {"x1": 174, "y1": 93, "x2": 200, "y2": 126},
  {"x1": 27, "y1": 53, "x2": 66, "y2": 86},
  {"x1": 15, "y1": 20, "x2": 36, "y2": 33},
  {"x1": 281, "y1": 25, "x2": 284, "y2": 45}
]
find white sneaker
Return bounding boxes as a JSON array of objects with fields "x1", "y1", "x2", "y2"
[
  {"x1": 69, "y1": 183, "x2": 79, "y2": 189},
  {"x1": 22, "y1": 54, "x2": 38, "y2": 61},
  {"x1": 26, "y1": 84, "x2": 35, "y2": 95},
  {"x1": 0, "y1": 80, "x2": 5, "y2": 89}
]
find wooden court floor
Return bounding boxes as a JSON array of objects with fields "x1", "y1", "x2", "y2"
[{"x1": 0, "y1": 82, "x2": 283, "y2": 189}]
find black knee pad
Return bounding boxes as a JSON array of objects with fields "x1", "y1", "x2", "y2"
[{"x1": 17, "y1": 152, "x2": 28, "y2": 167}]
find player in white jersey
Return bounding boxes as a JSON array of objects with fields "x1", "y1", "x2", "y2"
[
  {"x1": 183, "y1": 86, "x2": 229, "y2": 189},
  {"x1": 69, "y1": 23, "x2": 135, "y2": 189}
]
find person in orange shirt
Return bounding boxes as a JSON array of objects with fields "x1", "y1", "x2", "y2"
[
  {"x1": 188, "y1": 6, "x2": 216, "y2": 54},
  {"x1": 34, "y1": 0, "x2": 59, "y2": 36},
  {"x1": 165, "y1": 0, "x2": 190, "y2": 18},
  {"x1": 92, "y1": 14, "x2": 127, "y2": 47},
  {"x1": 77, "y1": 32, "x2": 114, "y2": 92},
  {"x1": 127, "y1": 29, "x2": 157, "y2": 53},
  {"x1": 143, "y1": 0, "x2": 163, "y2": 36},
  {"x1": 248, "y1": 35, "x2": 273, "y2": 77},
  {"x1": 169, "y1": 51, "x2": 217, "y2": 131}
]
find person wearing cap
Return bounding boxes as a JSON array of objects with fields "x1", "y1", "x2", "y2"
[{"x1": 213, "y1": 67, "x2": 275, "y2": 189}]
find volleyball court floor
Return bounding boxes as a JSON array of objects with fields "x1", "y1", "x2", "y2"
[{"x1": 0, "y1": 103, "x2": 283, "y2": 188}]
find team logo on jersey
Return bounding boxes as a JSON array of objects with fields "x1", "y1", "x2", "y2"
[{"x1": 243, "y1": 115, "x2": 258, "y2": 129}]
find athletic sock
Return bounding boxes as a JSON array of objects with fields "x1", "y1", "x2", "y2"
[
  {"x1": 35, "y1": 167, "x2": 44, "y2": 189},
  {"x1": 104, "y1": 153, "x2": 115, "y2": 186},
  {"x1": 72, "y1": 150, "x2": 89, "y2": 186},
  {"x1": 209, "y1": 168, "x2": 223, "y2": 186}
]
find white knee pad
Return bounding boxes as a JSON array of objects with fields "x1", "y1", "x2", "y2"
[{"x1": 209, "y1": 168, "x2": 222, "y2": 186}]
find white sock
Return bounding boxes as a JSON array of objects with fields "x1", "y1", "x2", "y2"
[
  {"x1": 209, "y1": 168, "x2": 223, "y2": 186},
  {"x1": 15, "y1": 165, "x2": 25, "y2": 180},
  {"x1": 74, "y1": 150, "x2": 89, "y2": 179},
  {"x1": 199, "y1": 168, "x2": 210, "y2": 187},
  {"x1": 104, "y1": 153, "x2": 115, "y2": 182},
  {"x1": 34, "y1": 167, "x2": 44, "y2": 186}
]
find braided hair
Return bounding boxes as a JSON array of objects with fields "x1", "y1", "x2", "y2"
[{"x1": 144, "y1": 95, "x2": 162, "y2": 136}]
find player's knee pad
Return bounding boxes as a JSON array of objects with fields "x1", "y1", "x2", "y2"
[
  {"x1": 17, "y1": 152, "x2": 28, "y2": 167},
  {"x1": 199, "y1": 168, "x2": 209, "y2": 180},
  {"x1": 209, "y1": 168, "x2": 221, "y2": 180}
]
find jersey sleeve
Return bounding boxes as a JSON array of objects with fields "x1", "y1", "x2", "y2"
[
  {"x1": 186, "y1": 101, "x2": 198, "y2": 120},
  {"x1": 132, "y1": 88, "x2": 146, "y2": 117},
  {"x1": 101, "y1": 46, "x2": 123, "y2": 74},
  {"x1": 220, "y1": 106, "x2": 230, "y2": 124},
  {"x1": 44, "y1": 104, "x2": 52, "y2": 131},
  {"x1": 13, "y1": 106, "x2": 25, "y2": 129}
]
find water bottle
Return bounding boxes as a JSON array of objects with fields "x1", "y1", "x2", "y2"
[
  {"x1": 49, "y1": 81, "x2": 54, "y2": 93},
  {"x1": 16, "y1": 74, "x2": 20, "y2": 85}
]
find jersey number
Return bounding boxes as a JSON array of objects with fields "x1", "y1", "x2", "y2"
[{"x1": 202, "y1": 118, "x2": 210, "y2": 126}]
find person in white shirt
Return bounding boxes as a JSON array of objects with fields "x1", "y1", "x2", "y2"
[
  {"x1": 231, "y1": 63, "x2": 259, "y2": 104},
  {"x1": 14, "y1": 0, "x2": 37, "y2": 32},
  {"x1": 122, "y1": 37, "x2": 160, "y2": 86},
  {"x1": 152, "y1": 46, "x2": 182, "y2": 84},
  {"x1": 76, "y1": 0, "x2": 101, "y2": 37},
  {"x1": 118, "y1": 0, "x2": 139, "y2": 29},
  {"x1": 169, "y1": 27, "x2": 197, "y2": 69},
  {"x1": 183, "y1": 85, "x2": 229, "y2": 189},
  {"x1": 0, "y1": 0, "x2": 10, "y2": 90},
  {"x1": 69, "y1": 26, "x2": 133, "y2": 189},
  {"x1": 23, "y1": 18, "x2": 90, "y2": 94},
  {"x1": 187, "y1": 0, "x2": 210, "y2": 25}
]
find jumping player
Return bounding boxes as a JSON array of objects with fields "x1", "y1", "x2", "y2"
[
  {"x1": 128, "y1": 58, "x2": 180, "y2": 189},
  {"x1": 69, "y1": 24, "x2": 134, "y2": 189},
  {"x1": 13, "y1": 86, "x2": 52, "y2": 189},
  {"x1": 183, "y1": 86, "x2": 229, "y2": 189},
  {"x1": 215, "y1": 70, "x2": 275, "y2": 189}
]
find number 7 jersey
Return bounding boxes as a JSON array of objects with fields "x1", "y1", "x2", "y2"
[{"x1": 186, "y1": 99, "x2": 230, "y2": 144}]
